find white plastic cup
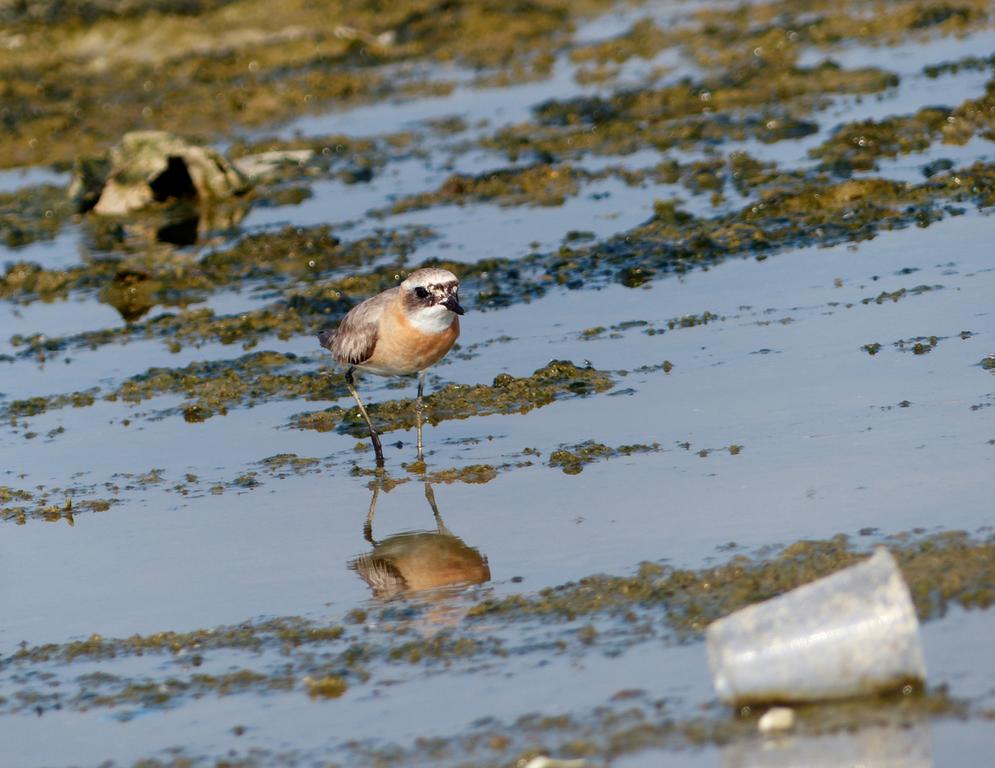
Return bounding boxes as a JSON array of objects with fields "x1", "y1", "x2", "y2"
[{"x1": 706, "y1": 548, "x2": 926, "y2": 705}]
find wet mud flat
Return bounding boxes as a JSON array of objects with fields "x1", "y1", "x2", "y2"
[{"x1": 1, "y1": 0, "x2": 995, "y2": 766}]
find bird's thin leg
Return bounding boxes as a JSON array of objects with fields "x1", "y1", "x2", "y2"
[
  {"x1": 415, "y1": 370, "x2": 427, "y2": 462},
  {"x1": 345, "y1": 367, "x2": 384, "y2": 467},
  {"x1": 364, "y1": 480, "x2": 381, "y2": 544},
  {"x1": 424, "y1": 482, "x2": 452, "y2": 536}
]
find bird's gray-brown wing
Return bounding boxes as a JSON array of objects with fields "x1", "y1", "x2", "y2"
[{"x1": 317, "y1": 288, "x2": 397, "y2": 366}]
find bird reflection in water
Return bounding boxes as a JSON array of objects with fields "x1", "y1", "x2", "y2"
[{"x1": 350, "y1": 478, "x2": 490, "y2": 601}]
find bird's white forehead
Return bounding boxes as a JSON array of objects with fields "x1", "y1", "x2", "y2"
[{"x1": 402, "y1": 268, "x2": 459, "y2": 291}]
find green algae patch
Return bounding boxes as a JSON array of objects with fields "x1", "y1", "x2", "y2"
[
  {"x1": 296, "y1": 360, "x2": 614, "y2": 436},
  {"x1": 472, "y1": 0, "x2": 991, "y2": 164},
  {"x1": 532, "y1": 165, "x2": 995, "y2": 292},
  {"x1": 466, "y1": 531, "x2": 995, "y2": 634},
  {"x1": 0, "y1": 487, "x2": 32, "y2": 505},
  {"x1": 473, "y1": 0, "x2": 994, "y2": 166},
  {"x1": 1, "y1": 350, "x2": 347, "y2": 423},
  {"x1": 388, "y1": 632, "x2": 491, "y2": 664},
  {"x1": 85, "y1": 669, "x2": 283, "y2": 711},
  {"x1": 925, "y1": 52, "x2": 995, "y2": 78},
  {"x1": 379, "y1": 163, "x2": 587, "y2": 215},
  {"x1": 9, "y1": 245, "x2": 473, "y2": 360},
  {"x1": 487, "y1": 61, "x2": 896, "y2": 160},
  {"x1": 0, "y1": 614, "x2": 501, "y2": 717},
  {"x1": 2, "y1": 259, "x2": 116, "y2": 304},
  {"x1": 0, "y1": 1, "x2": 239, "y2": 25},
  {"x1": 811, "y1": 108, "x2": 953, "y2": 174},
  {"x1": 0, "y1": 0, "x2": 618, "y2": 169},
  {"x1": 687, "y1": 0, "x2": 992, "y2": 62},
  {"x1": 7, "y1": 616, "x2": 348, "y2": 667},
  {"x1": 570, "y1": 17, "x2": 670, "y2": 72},
  {"x1": 810, "y1": 74, "x2": 995, "y2": 175},
  {"x1": 894, "y1": 335, "x2": 942, "y2": 355},
  {"x1": 340, "y1": 687, "x2": 965, "y2": 768},
  {"x1": 255, "y1": 453, "x2": 322, "y2": 478},
  {"x1": 15, "y1": 154, "x2": 995, "y2": 361},
  {"x1": 549, "y1": 441, "x2": 661, "y2": 474},
  {"x1": 304, "y1": 675, "x2": 348, "y2": 699},
  {"x1": 0, "y1": 485, "x2": 121, "y2": 526},
  {"x1": 351, "y1": 461, "x2": 529, "y2": 492},
  {"x1": 423, "y1": 464, "x2": 501, "y2": 485},
  {"x1": 862, "y1": 284, "x2": 942, "y2": 305},
  {"x1": 115, "y1": 351, "x2": 317, "y2": 413},
  {"x1": 2, "y1": 530, "x2": 989, "y2": 732},
  {"x1": 194, "y1": 224, "x2": 430, "y2": 287},
  {"x1": 0, "y1": 184, "x2": 76, "y2": 249},
  {"x1": 0, "y1": 223, "x2": 432, "y2": 307},
  {"x1": 1, "y1": 486, "x2": 119, "y2": 525}
]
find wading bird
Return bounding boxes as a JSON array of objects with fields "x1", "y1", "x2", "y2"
[{"x1": 318, "y1": 268, "x2": 464, "y2": 466}]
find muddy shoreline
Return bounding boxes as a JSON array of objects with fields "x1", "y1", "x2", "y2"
[{"x1": 2, "y1": 0, "x2": 994, "y2": 766}]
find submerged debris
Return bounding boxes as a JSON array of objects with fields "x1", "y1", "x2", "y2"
[
  {"x1": 69, "y1": 131, "x2": 250, "y2": 215},
  {"x1": 706, "y1": 549, "x2": 925, "y2": 705}
]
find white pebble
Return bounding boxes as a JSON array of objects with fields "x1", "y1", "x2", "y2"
[
  {"x1": 758, "y1": 706, "x2": 795, "y2": 734},
  {"x1": 521, "y1": 757, "x2": 589, "y2": 768}
]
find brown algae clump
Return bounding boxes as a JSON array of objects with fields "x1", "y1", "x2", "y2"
[
  {"x1": 2, "y1": 531, "x2": 989, "y2": 726},
  {"x1": 811, "y1": 108, "x2": 954, "y2": 174},
  {"x1": 382, "y1": 164, "x2": 588, "y2": 215},
  {"x1": 304, "y1": 675, "x2": 348, "y2": 699},
  {"x1": 2, "y1": 350, "x2": 345, "y2": 424},
  {"x1": 423, "y1": 464, "x2": 501, "y2": 485},
  {"x1": 296, "y1": 360, "x2": 614, "y2": 436},
  {"x1": 0, "y1": 0, "x2": 620, "y2": 169},
  {"x1": 256, "y1": 453, "x2": 323, "y2": 478},
  {"x1": 0, "y1": 224, "x2": 431, "y2": 306},
  {"x1": 894, "y1": 336, "x2": 941, "y2": 355},
  {"x1": 1, "y1": 485, "x2": 118, "y2": 525},
  {"x1": 488, "y1": 62, "x2": 896, "y2": 160},
  {"x1": 549, "y1": 441, "x2": 661, "y2": 474},
  {"x1": 810, "y1": 74, "x2": 995, "y2": 175},
  {"x1": 12, "y1": 156, "x2": 995, "y2": 361},
  {"x1": 570, "y1": 17, "x2": 671, "y2": 83},
  {"x1": 0, "y1": 184, "x2": 76, "y2": 249},
  {"x1": 467, "y1": 531, "x2": 995, "y2": 633}
]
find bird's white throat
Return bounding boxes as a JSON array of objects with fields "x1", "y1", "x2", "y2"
[{"x1": 408, "y1": 303, "x2": 455, "y2": 333}]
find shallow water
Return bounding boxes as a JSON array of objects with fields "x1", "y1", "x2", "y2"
[
  {"x1": 2, "y1": 1, "x2": 994, "y2": 766},
  {"x1": 0, "y1": 167, "x2": 68, "y2": 195}
]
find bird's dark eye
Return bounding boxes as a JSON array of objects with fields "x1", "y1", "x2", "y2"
[{"x1": 414, "y1": 286, "x2": 429, "y2": 299}]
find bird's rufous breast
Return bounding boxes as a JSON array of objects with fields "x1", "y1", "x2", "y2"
[{"x1": 366, "y1": 301, "x2": 459, "y2": 375}]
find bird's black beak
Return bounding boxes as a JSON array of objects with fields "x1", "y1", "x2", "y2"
[{"x1": 443, "y1": 295, "x2": 465, "y2": 315}]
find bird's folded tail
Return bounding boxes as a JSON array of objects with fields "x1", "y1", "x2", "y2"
[{"x1": 317, "y1": 329, "x2": 336, "y2": 350}]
